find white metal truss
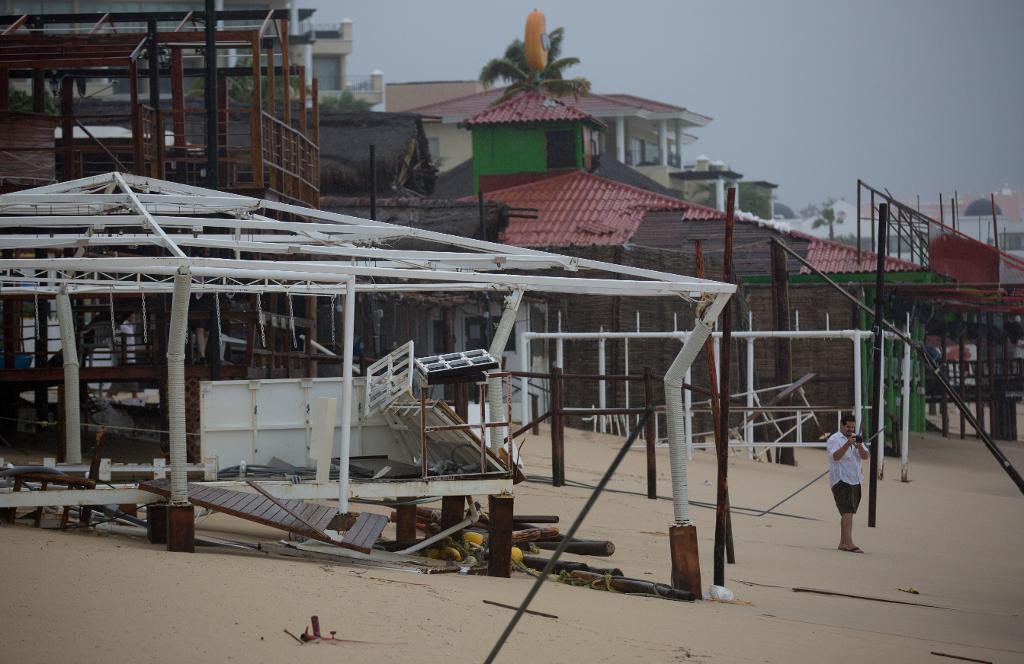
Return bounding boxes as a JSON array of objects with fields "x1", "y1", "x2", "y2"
[{"x1": 0, "y1": 172, "x2": 735, "y2": 299}]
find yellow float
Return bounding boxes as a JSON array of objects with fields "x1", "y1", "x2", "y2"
[{"x1": 524, "y1": 9, "x2": 549, "y2": 73}]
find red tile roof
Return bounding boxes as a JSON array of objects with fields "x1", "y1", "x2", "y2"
[
  {"x1": 408, "y1": 87, "x2": 709, "y2": 123},
  {"x1": 462, "y1": 90, "x2": 604, "y2": 127},
  {"x1": 468, "y1": 170, "x2": 724, "y2": 247},
  {"x1": 796, "y1": 232, "x2": 924, "y2": 274}
]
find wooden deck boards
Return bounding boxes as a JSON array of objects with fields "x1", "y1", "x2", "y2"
[{"x1": 137, "y1": 480, "x2": 386, "y2": 552}]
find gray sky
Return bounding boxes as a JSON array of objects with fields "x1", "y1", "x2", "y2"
[{"x1": 313, "y1": 0, "x2": 1023, "y2": 211}]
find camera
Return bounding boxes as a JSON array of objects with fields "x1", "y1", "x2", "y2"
[{"x1": 855, "y1": 434, "x2": 864, "y2": 444}]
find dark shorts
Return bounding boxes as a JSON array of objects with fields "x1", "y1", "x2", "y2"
[{"x1": 831, "y1": 481, "x2": 861, "y2": 515}]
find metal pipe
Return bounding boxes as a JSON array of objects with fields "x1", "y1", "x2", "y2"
[
  {"x1": 598, "y1": 334, "x2": 607, "y2": 433},
  {"x1": 55, "y1": 289, "x2": 81, "y2": 464},
  {"x1": 901, "y1": 316, "x2": 911, "y2": 482},
  {"x1": 204, "y1": 0, "x2": 218, "y2": 188},
  {"x1": 487, "y1": 290, "x2": 523, "y2": 452},
  {"x1": 167, "y1": 267, "x2": 192, "y2": 505},
  {"x1": 664, "y1": 293, "x2": 730, "y2": 525},
  {"x1": 337, "y1": 277, "x2": 356, "y2": 514}
]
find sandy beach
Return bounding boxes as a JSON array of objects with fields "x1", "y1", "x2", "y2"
[{"x1": 2, "y1": 426, "x2": 1023, "y2": 664}]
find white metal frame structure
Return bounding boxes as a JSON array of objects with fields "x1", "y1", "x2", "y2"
[
  {"x1": 520, "y1": 325, "x2": 913, "y2": 477},
  {"x1": 0, "y1": 173, "x2": 734, "y2": 523}
]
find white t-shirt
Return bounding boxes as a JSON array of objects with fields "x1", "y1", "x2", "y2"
[{"x1": 826, "y1": 431, "x2": 863, "y2": 487}]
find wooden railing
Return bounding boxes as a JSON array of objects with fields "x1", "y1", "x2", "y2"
[{"x1": 261, "y1": 110, "x2": 319, "y2": 207}]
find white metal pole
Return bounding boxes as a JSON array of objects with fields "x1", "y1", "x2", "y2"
[
  {"x1": 166, "y1": 268, "x2": 191, "y2": 505},
  {"x1": 487, "y1": 290, "x2": 523, "y2": 453},
  {"x1": 556, "y1": 339, "x2": 563, "y2": 369},
  {"x1": 598, "y1": 333, "x2": 607, "y2": 433},
  {"x1": 54, "y1": 289, "x2": 81, "y2": 464},
  {"x1": 901, "y1": 317, "x2": 911, "y2": 482},
  {"x1": 684, "y1": 366, "x2": 694, "y2": 460},
  {"x1": 520, "y1": 337, "x2": 530, "y2": 426},
  {"x1": 624, "y1": 337, "x2": 630, "y2": 431},
  {"x1": 746, "y1": 338, "x2": 755, "y2": 460},
  {"x1": 338, "y1": 277, "x2": 356, "y2": 514},
  {"x1": 853, "y1": 336, "x2": 863, "y2": 433}
]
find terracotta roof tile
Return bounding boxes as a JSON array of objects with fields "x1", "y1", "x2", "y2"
[
  {"x1": 465, "y1": 171, "x2": 724, "y2": 247},
  {"x1": 795, "y1": 232, "x2": 923, "y2": 274},
  {"x1": 462, "y1": 91, "x2": 603, "y2": 127}
]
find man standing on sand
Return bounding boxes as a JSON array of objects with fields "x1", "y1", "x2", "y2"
[{"x1": 827, "y1": 413, "x2": 870, "y2": 553}]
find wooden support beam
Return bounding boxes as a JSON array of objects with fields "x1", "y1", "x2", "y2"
[
  {"x1": 146, "y1": 503, "x2": 168, "y2": 544},
  {"x1": 170, "y1": 48, "x2": 185, "y2": 147},
  {"x1": 669, "y1": 524, "x2": 701, "y2": 599},
  {"x1": 643, "y1": 366, "x2": 657, "y2": 500},
  {"x1": 2, "y1": 15, "x2": 28, "y2": 36},
  {"x1": 550, "y1": 365, "x2": 565, "y2": 487},
  {"x1": 298, "y1": 65, "x2": 307, "y2": 135},
  {"x1": 770, "y1": 239, "x2": 795, "y2": 465},
  {"x1": 487, "y1": 494, "x2": 514, "y2": 578},
  {"x1": 249, "y1": 35, "x2": 264, "y2": 190},
  {"x1": 166, "y1": 503, "x2": 195, "y2": 553},
  {"x1": 394, "y1": 498, "x2": 417, "y2": 543},
  {"x1": 440, "y1": 495, "x2": 464, "y2": 532},
  {"x1": 940, "y1": 325, "x2": 949, "y2": 437},
  {"x1": 279, "y1": 19, "x2": 290, "y2": 127},
  {"x1": 31, "y1": 69, "x2": 44, "y2": 113},
  {"x1": 958, "y1": 325, "x2": 966, "y2": 439},
  {"x1": 0, "y1": 69, "x2": 9, "y2": 111}
]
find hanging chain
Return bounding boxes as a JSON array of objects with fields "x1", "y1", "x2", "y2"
[
  {"x1": 108, "y1": 290, "x2": 117, "y2": 343},
  {"x1": 33, "y1": 293, "x2": 39, "y2": 341},
  {"x1": 286, "y1": 291, "x2": 297, "y2": 348},
  {"x1": 214, "y1": 291, "x2": 223, "y2": 343},
  {"x1": 140, "y1": 291, "x2": 148, "y2": 344},
  {"x1": 329, "y1": 293, "x2": 337, "y2": 349},
  {"x1": 256, "y1": 291, "x2": 267, "y2": 348}
]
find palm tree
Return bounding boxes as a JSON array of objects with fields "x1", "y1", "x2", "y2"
[{"x1": 478, "y1": 27, "x2": 591, "y2": 104}]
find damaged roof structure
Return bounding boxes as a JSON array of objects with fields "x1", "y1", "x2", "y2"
[{"x1": 0, "y1": 171, "x2": 733, "y2": 565}]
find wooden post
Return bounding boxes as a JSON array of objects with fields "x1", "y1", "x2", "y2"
[
  {"x1": 669, "y1": 523, "x2": 701, "y2": 599},
  {"x1": 987, "y1": 313, "x2": 997, "y2": 439},
  {"x1": 311, "y1": 78, "x2": 319, "y2": 145},
  {"x1": 940, "y1": 325, "x2": 949, "y2": 437},
  {"x1": 440, "y1": 495, "x2": 465, "y2": 532},
  {"x1": 867, "y1": 203, "x2": 888, "y2": 528},
  {"x1": 959, "y1": 326, "x2": 966, "y2": 439},
  {"x1": 0, "y1": 68, "x2": 9, "y2": 111},
  {"x1": 31, "y1": 69, "x2": 44, "y2": 113},
  {"x1": 250, "y1": 35, "x2": 264, "y2": 191},
  {"x1": 170, "y1": 48, "x2": 185, "y2": 147},
  {"x1": 487, "y1": 494, "x2": 514, "y2": 578},
  {"x1": 714, "y1": 188, "x2": 736, "y2": 582},
  {"x1": 166, "y1": 504, "x2": 195, "y2": 553},
  {"x1": 129, "y1": 61, "x2": 144, "y2": 173},
  {"x1": 643, "y1": 366, "x2": 657, "y2": 499},
  {"x1": 991, "y1": 193, "x2": 1000, "y2": 250},
  {"x1": 61, "y1": 77, "x2": 74, "y2": 180},
  {"x1": 975, "y1": 316, "x2": 985, "y2": 437},
  {"x1": 298, "y1": 66, "x2": 307, "y2": 135},
  {"x1": 550, "y1": 366, "x2": 565, "y2": 487},
  {"x1": 395, "y1": 498, "x2": 417, "y2": 543},
  {"x1": 770, "y1": 239, "x2": 795, "y2": 465},
  {"x1": 280, "y1": 19, "x2": 291, "y2": 127},
  {"x1": 146, "y1": 504, "x2": 168, "y2": 544}
]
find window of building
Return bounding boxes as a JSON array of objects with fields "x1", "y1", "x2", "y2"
[
  {"x1": 545, "y1": 130, "x2": 576, "y2": 169},
  {"x1": 629, "y1": 138, "x2": 642, "y2": 166},
  {"x1": 313, "y1": 55, "x2": 341, "y2": 91}
]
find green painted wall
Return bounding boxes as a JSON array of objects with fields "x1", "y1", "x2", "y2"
[{"x1": 470, "y1": 121, "x2": 583, "y2": 192}]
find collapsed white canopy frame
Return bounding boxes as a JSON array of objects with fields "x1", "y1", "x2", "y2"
[{"x1": 0, "y1": 173, "x2": 734, "y2": 516}]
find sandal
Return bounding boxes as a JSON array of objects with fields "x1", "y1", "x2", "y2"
[{"x1": 839, "y1": 546, "x2": 864, "y2": 553}]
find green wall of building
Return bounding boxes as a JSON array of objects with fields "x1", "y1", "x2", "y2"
[{"x1": 471, "y1": 122, "x2": 583, "y2": 192}]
